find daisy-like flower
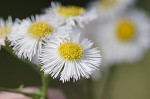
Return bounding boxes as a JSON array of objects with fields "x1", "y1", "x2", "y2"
[
  {"x1": 84, "y1": 9, "x2": 150, "y2": 65},
  {"x1": 40, "y1": 32, "x2": 101, "y2": 82},
  {"x1": 0, "y1": 17, "x2": 16, "y2": 49},
  {"x1": 43, "y1": 2, "x2": 97, "y2": 28},
  {"x1": 11, "y1": 15, "x2": 71, "y2": 61},
  {"x1": 89, "y1": 0, "x2": 135, "y2": 21}
]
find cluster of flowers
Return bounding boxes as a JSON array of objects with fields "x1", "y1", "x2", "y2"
[
  {"x1": 1, "y1": 0, "x2": 150, "y2": 82},
  {"x1": 0, "y1": 2, "x2": 102, "y2": 82}
]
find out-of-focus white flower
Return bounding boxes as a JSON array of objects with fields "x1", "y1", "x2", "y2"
[
  {"x1": 0, "y1": 17, "x2": 18, "y2": 49},
  {"x1": 43, "y1": 2, "x2": 97, "y2": 28},
  {"x1": 84, "y1": 9, "x2": 150, "y2": 65},
  {"x1": 40, "y1": 32, "x2": 102, "y2": 82},
  {"x1": 11, "y1": 15, "x2": 70, "y2": 61},
  {"x1": 89, "y1": 0, "x2": 135, "y2": 21}
]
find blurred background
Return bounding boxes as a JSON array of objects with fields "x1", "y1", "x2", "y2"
[{"x1": 0, "y1": 0, "x2": 150, "y2": 99}]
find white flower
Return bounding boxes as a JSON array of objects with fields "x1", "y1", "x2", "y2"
[
  {"x1": 43, "y1": 2, "x2": 97, "y2": 28},
  {"x1": 40, "y1": 32, "x2": 102, "y2": 82},
  {"x1": 11, "y1": 15, "x2": 71, "y2": 61},
  {"x1": 0, "y1": 17, "x2": 17, "y2": 49},
  {"x1": 89, "y1": 0, "x2": 135, "y2": 21},
  {"x1": 84, "y1": 9, "x2": 150, "y2": 65}
]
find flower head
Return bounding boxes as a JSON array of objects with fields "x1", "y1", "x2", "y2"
[
  {"x1": 0, "y1": 17, "x2": 18, "y2": 49},
  {"x1": 40, "y1": 32, "x2": 102, "y2": 82},
  {"x1": 83, "y1": 9, "x2": 150, "y2": 65},
  {"x1": 44, "y1": 2, "x2": 97, "y2": 28},
  {"x1": 11, "y1": 15, "x2": 70, "y2": 61}
]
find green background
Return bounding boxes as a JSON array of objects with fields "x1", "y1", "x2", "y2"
[{"x1": 0, "y1": 0, "x2": 150, "y2": 99}]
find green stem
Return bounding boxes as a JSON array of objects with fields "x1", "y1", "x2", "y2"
[
  {"x1": 0, "y1": 87, "x2": 40, "y2": 98},
  {"x1": 99, "y1": 66, "x2": 116, "y2": 99},
  {"x1": 3, "y1": 42, "x2": 50, "y2": 99},
  {"x1": 40, "y1": 71, "x2": 49, "y2": 99},
  {"x1": 99, "y1": 70, "x2": 110, "y2": 99}
]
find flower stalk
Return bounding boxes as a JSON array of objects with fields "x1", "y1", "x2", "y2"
[
  {"x1": 40, "y1": 71, "x2": 49, "y2": 99},
  {"x1": 99, "y1": 66, "x2": 116, "y2": 99}
]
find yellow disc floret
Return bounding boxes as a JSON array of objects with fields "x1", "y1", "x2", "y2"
[
  {"x1": 100, "y1": 0, "x2": 116, "y2": 9},
  {"x1": 57, "y1": 6, "x2": 84, "y2": 17},
  {"x1": 0, "y1": 27, "x2": 10, "y2": 38},
  {"x1": 58, "y1": 42, "x2": 83, "y2": 60},
  {"x1": 116, "y1": 19, "x2": 136, "y2": 41},
  {"x1": 28, "y1": 22, "x2": 53, "y2": 39}
]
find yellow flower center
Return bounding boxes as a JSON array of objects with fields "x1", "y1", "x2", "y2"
[
  {"x1": 100, "y1": 0, "x2": 116, "y2": 9},
  {"x1": 116, "y1": 20, "x2": 136, "y2": 41},
  {"x1": 58, "y1": 42, "x2": 83, "y2": 60},
  {"x1": 57, "y1": 6, "x2": 84, "y2": 17},
  {"x1": 28, "y1": 22, "x2": 53, "y2": 39},
  {"x1": 0, "y1": 27, "x2": 10, "y2": 38}
]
